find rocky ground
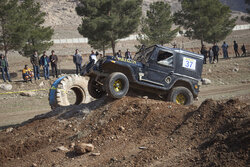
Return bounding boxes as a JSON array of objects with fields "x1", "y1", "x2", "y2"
[{"x1": 0, "y1": 97, "x2": 249, "y2": 167}]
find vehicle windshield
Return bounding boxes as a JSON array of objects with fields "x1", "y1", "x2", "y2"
[{"x1": 133, "y1": 46, "x2": 155, "y2": 62}]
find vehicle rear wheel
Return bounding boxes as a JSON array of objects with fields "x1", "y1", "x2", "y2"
[
  {"x1": 168, "y1": 86, "x2": 193, "y2": 105},
  {"x1": 88, "y1": 77, "x2": 106, "y2": 99},
  {"x1": 106, "y1": 72, "x2": 129, "y2": 99}
]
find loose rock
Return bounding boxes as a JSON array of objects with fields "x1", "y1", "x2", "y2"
[
  {"x1": 119, "y1": 126, "x2": 125, "y2": 131},
  {"x1": 20, "y1": 91, "x2": 36, "y2": 97},
  {"x1": 74, "y1": 143, "x2": 94, "y2": 154},
  {"x1": 6, "y1": 127, "x2": 14, "y2": 133},
  {"x1": 0, "y1": 84, "x2": 12, "y2": 91},
  {"x1": 90, "y1": 152, "x2": 100, "y2": 156},
  {"x1": 202, "y1": 78, "x2": 211, "y2": 85},
  {"x1": 56, "y1": 146, "x2": 69, "y2": 152},
  {"x1": 39, "y1": 81, "x2": 45, "y2": 87}
]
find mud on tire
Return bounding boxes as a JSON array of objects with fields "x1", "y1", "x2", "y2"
[
  {"x1": 168, "y1": 86, "x2": 193, "y2": 105},
  {"x1": 50, "y1": 75, "x2": 90, "y2": 109}
]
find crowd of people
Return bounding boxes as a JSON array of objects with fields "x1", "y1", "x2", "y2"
[
  {"x1": 200, "y1": 40, "x2": 247, "y2": 64},
  {"x1": 0, "y1": 43, "x2": 248, "y2": 83}
]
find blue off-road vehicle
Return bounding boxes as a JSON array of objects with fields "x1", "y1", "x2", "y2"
[{"x1": 84, "y1": 45, "x2": 204, "y2": 105}]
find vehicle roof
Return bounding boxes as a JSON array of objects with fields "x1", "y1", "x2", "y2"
[{"x1": 155, "y1": 45, "x2": 204, "y2": 60}]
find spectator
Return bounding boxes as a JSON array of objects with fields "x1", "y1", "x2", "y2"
[
  {"x1": 73, "y1": 49, "x2": 83, "y2": 75},
  {"x1": 212, "y1": 43, "x2": 219, "y2": 63},
  {"x1": 241, "y1": 44, "x2": 246, "y2": 57},
  {"x1": 208, "y1": 48, "x2": 213, "y2": 64},
  {"x1": 40, "y1": 51, "x2": 50, "y2": 80},
  {"x1": 221, "y1": 41, "x2": 229, "y2": 59},
  {"x1": 95, "y1": 51, "x2": 99, "y2": 57},
  {"x1": 49, "y1": 50, "x2": 58, "y2": 78},
  {"x1": 22, "y1": 65, "x2": 33, "y2": 82},
  {"x1": 99, "y1": 54, "x2": 103, "y2": 59},
  {"x1": 125, "y1": 49, "x2": 132, "y2": 59},
  {"x1": 30, "y1": 51, "x2": 40, "y2": 80},
  {"x1": 200, "y1": 45, "x2": 207, "y2": 64},
  {"x1": 89, "y1": 50, "x2": 97, "y2": 64},
  {"x1": 116, "y1": 50, "x2": 122, "y2": 58},
  {"x1": 0, "y1": 54, "x2": 11, "y2": 82},
  {"x1": 233, "y1": 40, "x2": 240, "y2": 57}
]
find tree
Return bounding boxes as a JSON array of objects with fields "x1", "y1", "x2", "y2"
[
  {"x1": 137, "y1": 1, "x2": 178, "y2": 47},
  {"x1": 76, "y1": 0, "x2": 142, "y2": 56},
  {"x1": 242, "y1": 0, "x2": 250, "y2": 23},
  {"x1": 175, "y1": 0, "x2": 236, "y2": 46},
  {"x1": 0, "y1": 0, "x2": 54, "y2": 58},
  {"x1": 20, "y1": 0, "x2": 54, "y2": 57},
  {"x1": 88, "y1": 39, "x2": 111, "y2": 56},
  {"x1": 0, "y1": 0, "x2": 30, "y2": 57}
]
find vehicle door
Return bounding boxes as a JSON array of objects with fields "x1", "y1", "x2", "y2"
[{"x1": 142, "y1": 48, "x2": 174, "y2": 86}]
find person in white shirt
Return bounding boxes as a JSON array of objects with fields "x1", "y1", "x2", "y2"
[{"x1": 89, "y1": 50, "x2": 97, "y2": 64}]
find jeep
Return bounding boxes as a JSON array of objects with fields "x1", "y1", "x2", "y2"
[{"x1": 83, "y1": 45, "x2": 204, "y2": 105}]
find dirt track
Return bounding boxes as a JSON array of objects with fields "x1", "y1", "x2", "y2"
[{"x1": 0, "y1": 96, "x2": 249, "y2": 167}]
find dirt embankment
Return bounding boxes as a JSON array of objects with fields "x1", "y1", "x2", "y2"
[{"x1": 0, "y1": 96, "x2": 249, "y2": 167}]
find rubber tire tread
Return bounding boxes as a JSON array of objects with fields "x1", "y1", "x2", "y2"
[
  {"x1": 106, "y1": 72, "x2": 129, "y2": 99},
  {"x1": 168, "y1": 86, "x2": 193, "y2": 105},
  {"x1": 50, "y1": 75, "x2": 90, "y2": 109}
]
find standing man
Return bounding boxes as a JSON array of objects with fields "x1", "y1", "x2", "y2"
[
  {"x1": 200, "y1": 45, "x2": 207, "y2": 64},
  {"x1": 212, "y1": 43, "x2": 219, "y2": 63},
  {"x1": 50, "y1": 50, "x2": 58, "y2": 78},
  {"x1": 73, "y1": 49, "x2": 82, "y2": 75},
  {"x1": 221, "y1": 41, "x2": 229, "y2": 59},
  {"x1": 40, "y1": 51, "x2": 50, "y2": 80},
  {"x1": 30, "y1": 51, "x2": 40, "y2": 80},
  {"x1": 233, "y1": 40, "x2": 240, "y2": 57},
  {"x1": 125, "y1": 49, "x2": 132, "y2": 59},
  {"x1": 241, "y1": 44, "x2": 246, "y2": 57},
  {"x1": 208, "y1": 48, "x2": 213, "y2": 64},
  {"x1": 0, "y1": 54, "x2": 11, "y2": 82}
]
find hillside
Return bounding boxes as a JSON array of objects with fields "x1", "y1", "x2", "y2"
[{"x1": 34, "y1": 0, "x2": 249, "y2": 39}]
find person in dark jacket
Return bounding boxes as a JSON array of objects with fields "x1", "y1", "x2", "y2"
[
  {"x1": 30, "y1": 51, "x2": 40, "y2": 80},
  {"x1": 241, "y1": 44, "x2": 246, "y2": 57},
  {"x1": 125, "y1": 49, "x2": 132, "y2": 59},
  {"x1": 200, "y1": 45, "x2": 208, "y2": 64},
  {"x1": 49, "y1": 50, "x2": 58, "y2": 78},
  {"x1": 0, "y1": 54, "x2": 11, "y2": 82},
  {"x1": 234, "y1": 40, "x2": 240, "y2": 57},
  {"x1": 212, "y1": 43, "x2": 220, "y2": 63},
  {"x1": 73, "y1": 49, "x2": 82, "y2": 75},
  {"x1": 40, "y1": 51, "x2": 50, "y2": 80}
]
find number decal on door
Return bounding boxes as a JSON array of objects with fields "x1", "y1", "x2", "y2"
[{"x1": 182, "y1": 57, "x2": 196, "y2": 70}]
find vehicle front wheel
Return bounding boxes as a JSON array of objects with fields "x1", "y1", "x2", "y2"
[
  {"x1": 88, "y1": 77, "x2": 106, "y2": 99},
  {"x1": 106, "y1": 72, "x2": 129, "y2": 99},
  {"x1": 168, "y1": 86, "x2": 193, "y2": 105}
]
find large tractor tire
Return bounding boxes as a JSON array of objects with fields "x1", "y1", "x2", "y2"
[
  {"x1": 106, "y1": 72, "x2": 129, "y2": 99},
  {"x1": 168, "y1": 86, "x2": 193, "y2": 105},
  {"x1": 88, "y1": 77, "x2": 106, "y2": 99},
  {"x1": 49, "y1": 75, "x2": 90, "y2": 109}
]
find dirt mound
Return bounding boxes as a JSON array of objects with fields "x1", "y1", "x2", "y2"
[{"x1": 0, "y1": 97, "x2": 249, "y2": 167}]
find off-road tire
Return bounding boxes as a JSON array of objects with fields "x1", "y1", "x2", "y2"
[
  {"x1": 50, "y1": 75, "x2": 90, "y2": 109},
  {"x1": 168, "y1": 86, "x2": 193, "y2": 105},
  {"x1": 106, "y1": 72, "x2": 129, "y2": 99},
  {"x1": 88, "y1": 77, "x2": 106, "y2": 99}
]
